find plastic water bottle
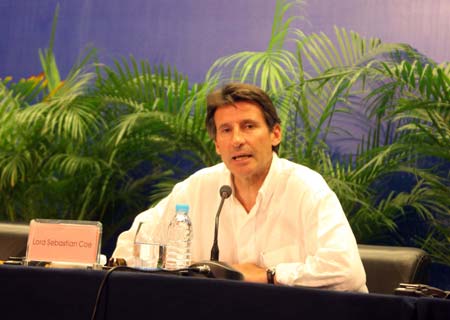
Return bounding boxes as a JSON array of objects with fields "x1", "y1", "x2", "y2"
[{"x1": 164, "y1": 204, "x2": 193, "y2": 270}]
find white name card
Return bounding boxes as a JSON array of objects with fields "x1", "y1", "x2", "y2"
[{"x1": 26, "y1": 219, "x2": 102, "y2": 266}]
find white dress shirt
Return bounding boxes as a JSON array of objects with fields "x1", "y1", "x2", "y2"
[{"x1": 113, "y1": 153, "x2": 368, "y2": 292}]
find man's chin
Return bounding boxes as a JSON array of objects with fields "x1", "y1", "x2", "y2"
[{"x1": 228, "y1": 165, "x2": 255, "y2": 179}]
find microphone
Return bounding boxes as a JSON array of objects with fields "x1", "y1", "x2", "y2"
[
  {"x1": 189, "y1": 185, "x2": 243, "y2": 281},
  {"x1": 210, "y1": 185, "x2": 232, "y2": 261}
]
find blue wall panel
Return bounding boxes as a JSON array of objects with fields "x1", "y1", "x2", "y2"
[{"x1": 1, "y1": 0, "x2": 449, "y2": 83}]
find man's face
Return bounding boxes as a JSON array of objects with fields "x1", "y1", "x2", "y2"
[{"x1": 213, "y1": 101, "x2": 281, "y2": 183}]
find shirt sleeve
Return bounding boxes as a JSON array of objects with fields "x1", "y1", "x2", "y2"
[{"x1": 274, "y1": 191, "x2": 368, "y2": 292}]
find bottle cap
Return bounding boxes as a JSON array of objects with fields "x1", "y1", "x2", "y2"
[{"x1": 176, "y1": 204, "x2": 189, "y2": 212}]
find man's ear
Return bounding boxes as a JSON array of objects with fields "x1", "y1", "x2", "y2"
[
  {"x1": 214, "y1": 140, "x2": 221, "y2": 155},
  {"x1": 271, "y1": 124, "x2": 282, "y2": 147}
]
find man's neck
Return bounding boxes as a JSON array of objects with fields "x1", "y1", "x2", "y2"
[
  {"x1": 232, "y1": 167, "x2": 270, "y2": 214},
  {"x1": 233, "y1": 181, "x2": 260, "y2": 213}
]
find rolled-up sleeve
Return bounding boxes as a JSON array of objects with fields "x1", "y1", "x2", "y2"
[{"x1": 273, "y1": 191, "x2": 367, "y2": 292}]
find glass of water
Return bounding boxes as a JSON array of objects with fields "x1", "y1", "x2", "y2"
[{"x1": 133, "y1": 221, "x2": 166, "y2": 269}]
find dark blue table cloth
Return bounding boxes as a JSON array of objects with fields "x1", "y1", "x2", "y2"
[{"x1": 0, "y1": 264, "x2": 448, "y2": 320}]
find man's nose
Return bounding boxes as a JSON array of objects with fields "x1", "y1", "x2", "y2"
[{"x1": 231, "y1": 128, "x2": 245, "y2": 146}]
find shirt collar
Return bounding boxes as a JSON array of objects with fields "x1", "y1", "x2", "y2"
[
  {"x1": 257, "y1": 152, "x2": 279, "y2": 203},
  {"x1": 223, "y1": 152, "x2": 280, "y2": 207},
  {"x1": 225, "y1": 152, "x2": 279, "y2": 208}
]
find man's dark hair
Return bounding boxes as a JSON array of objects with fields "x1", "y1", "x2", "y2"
[{"x1": 205, "y1": 83, "x2": 281, "y2": 152}]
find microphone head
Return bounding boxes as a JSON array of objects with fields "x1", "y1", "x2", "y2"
[{"x1": 219, "y1": 185, "x2": 232, "y2": 199}]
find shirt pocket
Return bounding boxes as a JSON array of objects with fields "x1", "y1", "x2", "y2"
[{"x1": 261, "y1": 245, "x2": 300, "y2": 267}]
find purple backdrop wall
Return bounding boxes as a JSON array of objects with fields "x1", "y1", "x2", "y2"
[{"x1": 1, "y1": 0, "x2": 449, "y2": 83}]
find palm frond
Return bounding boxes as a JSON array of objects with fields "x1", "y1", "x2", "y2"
[{"x1": 205, "y1": 0, "x2": 305, "y2": 92}]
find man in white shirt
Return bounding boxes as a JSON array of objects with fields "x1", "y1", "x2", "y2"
[{"x1": 113, "y1": 82, "x2": 368, "y2": 292}]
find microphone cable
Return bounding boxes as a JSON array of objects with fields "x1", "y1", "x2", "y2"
[{"x1": 90, "y1": 265, "x2": 211, "y2": 320}]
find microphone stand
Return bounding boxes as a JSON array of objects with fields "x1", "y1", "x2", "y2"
[
  {"x1": 189, "y1": 185, "x2": 244, "y2": 281},
  {"x1": 210, "y1": 191, "x2": 226, "y2": 261}
]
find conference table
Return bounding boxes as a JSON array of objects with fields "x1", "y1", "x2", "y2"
[{"x1": 0, "y1": 264, "x2": 448, "y2": 320}]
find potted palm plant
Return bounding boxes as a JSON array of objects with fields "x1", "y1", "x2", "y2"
[
  {"x1": 1, "y1": 0, "x2": 448, "y2": 268},
  {"x1": 204, "y1": 0, "x2": 449, "y2": 263}
]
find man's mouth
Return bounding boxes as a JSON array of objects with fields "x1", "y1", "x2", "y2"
[{"x1": 232, "y1": 154, "x2": 252, "y2": 161}]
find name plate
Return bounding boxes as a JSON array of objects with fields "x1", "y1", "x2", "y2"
[{"x1": 26, "y1": 219, "x2": 102, "y2": 266}]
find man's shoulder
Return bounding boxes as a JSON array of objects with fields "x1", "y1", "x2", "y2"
[
  {"x1": 275, "y1": 157, "x2": 329, "y2": 190},
  {"x1": 192, "y1": 162, "x2": 227, "y2": 176},
  {"x1": 276, "y1": 157, "x2": 323, "y2": 178},
  {"x1": 171, "y1": 162, "x2": 229, "y2": 199},
  {"x1": 186, "y1": 162, "x2": 229, "y2": 183}
]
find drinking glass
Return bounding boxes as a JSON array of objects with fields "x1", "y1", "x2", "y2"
[{"x1": 133, "y1": 221, "x2": 166, "y2": 269}]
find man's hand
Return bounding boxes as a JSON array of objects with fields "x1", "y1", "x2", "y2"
[{"x1": 231, "y1": 263, "x2": 268, "y2": 283}]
